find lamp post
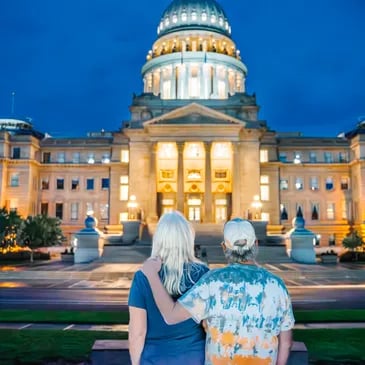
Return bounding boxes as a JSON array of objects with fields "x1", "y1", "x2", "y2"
[
  {"x1": 251, "y1": 195, "x2": 262, "y2": 221},
  {"x1": 127, "y1": 195, "x2": 138, "y2": 220}
]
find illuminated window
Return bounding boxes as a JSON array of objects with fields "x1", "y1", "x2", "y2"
[
  {"x1": 341, "y1": 201, "x2": 348, "y2": 220},
  {"x1": 213, "y1": 143, "x2": 230, "y2": 158},
  {"x1": 121, "y1": 150, "x2": 129, "y2": 163},
  {"x1": 295, "y1": 177, "x2": 303, "y2": 191},
  {"x1": 158, "y1": 143, "x2": 176, "y2": 159},
  {"x1": 10, "y1": 173, "x2": 19, "y2": 187},
  {"x1": 327, "y1": 203, "x2": 335, "y2": 220},
  {"x1": 310, "y1": 176, "x2": 319, "y2": 191},
  {"x1": 120, "y1": 175, "x2": 129, "y2": 201},
  {"x1": 260, "y1": 149, "x2": 268, "y2": 162},
  {"x1": 280, "y1": 179, "x2": 288, "y2": 190},
  {"x1": 120, "y1": 212, "x2": 128, "y2": 221},
  {"x1": 260, "y1": 175, "x2": 269, "y2": 184},
  {"x1": 201, "y1": 12, "x2": 207, "y2": 21},
  {"x1": 71, "y1": 203, "x2": 79, "y2": 221},
  {"x1": 187, "y1": 169, "x2": 201, "y2": 180},
  {"x1": 186, "y1": 143, "x2": 202, "y2": 158},
  {"x1": 293, "y1": 152, "x2": 301, "y2": 164},
  {"x1": 86, "y1": 202, "x2": 93, "y2": 215},
  {"x1": 191, "y1": 11, "x2": 197, "y2": 20},
  {"x1": 102, "y1": 153, "x2": 110, "y2": 164},
  {"x1": 214, "y1": 170, "x2": 228, "y2": 180},
  {"x1": 260, "y1": 175, "x2": 269, "y2": 201},
  {"x1": 100, "y1": 203, "x2": 109, "y2": 220},
  {"x1": 87, "y1": 152, "x2": 95, "y2": 164},
  {"x1": 172, "y1": 14, "x2": 178, "y2": 23},
  {"x1": 181, "y1": 12, "x2": 187, "y2": 21},
  {"x1": 211, "y1": 14, "x2": 216, "y2": 23},
  {"x1": 160, "y1": 170, "x2": 174, "y2": 180}
]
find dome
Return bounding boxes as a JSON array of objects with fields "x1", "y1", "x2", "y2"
[{"x1": 157, "y1": 0, "x2": 231, "y2": 38}]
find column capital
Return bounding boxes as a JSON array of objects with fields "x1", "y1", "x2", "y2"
[
  {"x1": 176, "y1": 141, "x2": 185, "y2": 153},
  {"x1": 204, "y1": 141, "x2": 212, "y2": 151}
]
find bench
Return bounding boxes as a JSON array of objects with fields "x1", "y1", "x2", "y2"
[{"x1": 91, "y1": 339, "x2": 308, "y2": 365}]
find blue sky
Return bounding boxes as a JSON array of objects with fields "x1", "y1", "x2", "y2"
[{"x1": 0, "y1": 0, "x2": 364, "y2": 137}]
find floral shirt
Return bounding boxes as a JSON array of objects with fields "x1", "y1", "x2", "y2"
[{"x1": 178, "y1": 264, "x2": 295, "y2": 365}]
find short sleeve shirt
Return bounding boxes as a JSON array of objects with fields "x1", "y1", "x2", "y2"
[{"x1": 178, "y1": 264, "x2": 295, "y2": 365}]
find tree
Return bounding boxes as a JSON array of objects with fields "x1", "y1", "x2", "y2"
[
  {"x1": 0, "y1": 208, "x2": 23, "y2": 251},
  {"x1": 18, "y1": 215, "x2": 65, "y2": 262},
  {"x1": 342, "y1": 229, "x2": 363, "y2": 261}
]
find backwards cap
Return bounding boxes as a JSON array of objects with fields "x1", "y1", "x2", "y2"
[{"x1": 223, "y1": 218, "x2": 257, "y2": 251}]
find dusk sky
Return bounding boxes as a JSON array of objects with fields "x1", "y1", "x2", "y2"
[{"x1": 0, "y1": 0, "x2": 364, "y2": 138}]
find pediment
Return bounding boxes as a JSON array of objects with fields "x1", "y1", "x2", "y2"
[{"x1": 143, "y1": 103, "x2": 245, "y2": 127}]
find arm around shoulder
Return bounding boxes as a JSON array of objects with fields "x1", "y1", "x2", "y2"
[{"x1": 128, "y1": 306, "x2": 147, "y2": 365}]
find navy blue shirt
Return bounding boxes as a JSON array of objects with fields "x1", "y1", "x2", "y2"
[{"x1": 128, "y1": 262, "x2": 209, "y2": 365}]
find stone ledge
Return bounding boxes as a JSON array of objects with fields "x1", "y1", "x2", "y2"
[{"x1": 91, "y1": 339, "x2": 308, "y2": 365}]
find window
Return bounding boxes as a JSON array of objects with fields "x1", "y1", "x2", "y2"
[
  {"x1": 260, "y1": 175, "x2": 269, "y2": 201},
  {"x1": 12, "y1": 147, "x2": 20, "y2": 159},
  {"x1": 121, "y1": 150, "x2": 129, "y2": 163},
  {"x1": 293, "y1": 152, "x2": 302, "y2": 164},
  {"x1": 86, "y1": 202, "x2": 94, "y2": 215},
  {"x1": 295, "y1": 177, "x2": 303, "y2": 190},
  {"x1": 87, "y1": 153, "x2": 95, "y2": 164},
  {"x1": 280, "y1": 203, "x2": 288, "y2": 220},
  {"x1": 214, "y1": 170, "x2": 228, "y2": 180},
  {"x1": 310, "y1": 176, "x2": 319, "y2": 191},
  {"x1": 43, "y1": 152, "x2": 51, "y2": 163},
  {"x1": 86, "y1": 179, "x2": 94, "y2": 190},
  {"x1": 71, "y1": 202, "x2": 79, "y2": 221},
  {"x1": 260, "y1": 149, "x2": 268, "y2": 163},
  {"x1": 101, "y1": 178, "x2": 110, "y2": 189},
  {"x1": 71, "y1": 178, "x2": 79, "y2": 190},
  {"x1": 327, "y1": 203, "x2": 335, "y2": 220},
  {"x1": 279, "y1": 152, "x2": 287, "y2": 162},
  {"x1": 311, "y1": 203, "x2": 319, "y2": 220},
  {"x1": 41, "y1": 203, "x2": 48, "y2": 216},
  {"x1": 72, "y1": 152, "x2": 80, "y2": 163},
  {"x1": 56, "y1": 178, "x2": 64, "y2": 190},
  {"x1": 341, "y1": 177, "x2": 349, "y2": 190},
  {"x1": 10, "y1": 173, "x2": 19, "y2": 187},
  {"x1": 309, "y1": 152, "x2": 317, "y2": 163},
  {"x1": 57, "y1": 152, "x2": 65, "y2": 163},
  {"x1": 161, "y1": 170, "x2": 174, "y2": 180},
  {"x1": 339, "y1": 152, "x2": 347, "y2": 163},
  {"x1": 41, "y1": 178, "x2": 49, "y2": 190},
  {"x1": 280, "y1": 179, "x2": 288, "y2": 190},
  {"x1": 325, "y1": 177, "x2": 334, "y2": 191},
  {"x1": 324, "y1": 152, "x2": 333, "y2": 163},
  {"x1": 187, "y1": 169, "x2": 201, "y2": 180},
  {"x1": 100, "y1": 203, "x2": 109, "y2": 220},
  {"x1": 55, "y1": 203, "x2": 63, "y2": 219},
  {"x1": 120, "y1": 175, "x2": 129, "y2": 201},
  {"x1": 341, "y1": 201, "x2": 348, "y2": 220},
  {"x1": 102, "y1": 153, "x2": 110, "y2": 164}
]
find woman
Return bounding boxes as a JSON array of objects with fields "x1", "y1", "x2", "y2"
[{"x1": 128, "y1": 211, "x2": 209, "y2": 365}]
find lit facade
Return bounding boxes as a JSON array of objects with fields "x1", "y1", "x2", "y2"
[{"x1": 0, "y1": 0, "x2": 364, "y2": 244}]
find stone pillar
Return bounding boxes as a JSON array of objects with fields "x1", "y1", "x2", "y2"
[
  {"x1": 231, "y1": 142, "x2": 241, "y2": 218},
  {"x1": 149, "y1": 142, "x2": 158, "y2": 220},
  {"x1": 177, "y1": 142, "x2": 185, "y2": 213},
  {"x1": 204, "y1": 141, "x2": 213, "y2": 222}
]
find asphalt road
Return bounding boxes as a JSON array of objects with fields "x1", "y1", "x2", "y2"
[{"x1": 1, "y1": 286, "x2": 365, "y2": 311}]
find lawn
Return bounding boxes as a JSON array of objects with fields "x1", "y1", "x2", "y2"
[{"x1": 0, "y1": 309, "x2": 364, "y2": 364}]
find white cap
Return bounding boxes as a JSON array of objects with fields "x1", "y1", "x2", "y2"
[{"x1": 223, "y1": 218, "x2": 257, "y2": 251}]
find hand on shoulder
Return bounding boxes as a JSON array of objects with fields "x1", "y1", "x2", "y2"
[{"x1": 141, "y1": 257, "x2": 162, "y2": 278}]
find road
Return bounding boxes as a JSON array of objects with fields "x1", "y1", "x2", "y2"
[{"x1": 1, "y1": 286, "x2": 365, "y2": 311}]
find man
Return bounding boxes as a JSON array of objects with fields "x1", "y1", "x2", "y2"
[{"x1": 142, "y1": 218, "x2": 294, "y2": 365}]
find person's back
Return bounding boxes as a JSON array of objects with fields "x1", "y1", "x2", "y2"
[
  {"x1": 129, "y1": 262, "x2": 208, "y2": 364},
  {"x1": 128, "y1": 211, "x2": 209, "y2": 365},
  {"x1": 180, "y1": 263, "x2": 292, "y2": 364}
]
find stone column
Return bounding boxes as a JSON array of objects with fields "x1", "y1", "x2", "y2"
[
  {"x1": 204, "y1": 142, "x2": 213, "y2": 222},
  {"x1": 231, "y1": 142, "x2": 241, "y2": 218},
  {"x1": 149, "y1": 142, "x2": 158, "y2": 220},
  {"x1": 177, "y1": 142, "x2": 185, "y2": 213}
]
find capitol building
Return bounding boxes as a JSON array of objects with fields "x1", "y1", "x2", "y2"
[{"x1": 0, "y1": 0, "x2": 363, "y2": 244}]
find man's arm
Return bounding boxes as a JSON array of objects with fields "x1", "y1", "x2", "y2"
[
  {"x1": 276, "y1": 329, "x2": 292, "y2": 365},
  {"x1": 142, "y1": 258, "x2": 192, "y2": 324},
  {"x1": 128, "y1": 306, "x2": 147, "y2": 365}
]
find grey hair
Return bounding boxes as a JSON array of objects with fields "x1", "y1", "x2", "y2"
[{"x1": 224, "y1": 240, "x2": 259, "y2": 264}]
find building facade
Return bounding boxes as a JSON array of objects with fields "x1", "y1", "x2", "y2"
[{"x1": 1, "y1": 0, "x2": 364, "y2": 244}]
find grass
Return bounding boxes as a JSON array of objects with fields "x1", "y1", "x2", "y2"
[
  {"x1": 0, "y1": 308, "x2": 364, "y2": 324},
  {"x1": 0, "y1": 309, "x2": 365, "y2": 363}
]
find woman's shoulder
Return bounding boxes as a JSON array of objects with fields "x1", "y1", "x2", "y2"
[{"x1": 186, "y1": 262, "x2": 210, "y2": 279}]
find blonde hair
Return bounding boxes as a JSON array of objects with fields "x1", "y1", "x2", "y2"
[{"x1": 151, "y1": 211, "x2": 199, "y2": 296}]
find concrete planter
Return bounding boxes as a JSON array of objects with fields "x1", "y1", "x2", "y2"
[
  {"x1": 121, "y1": 220, "x2": 141, "y2": 244},
  {"x1": 320, "y1": 255, "x2": 338, "y2": 264}
]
